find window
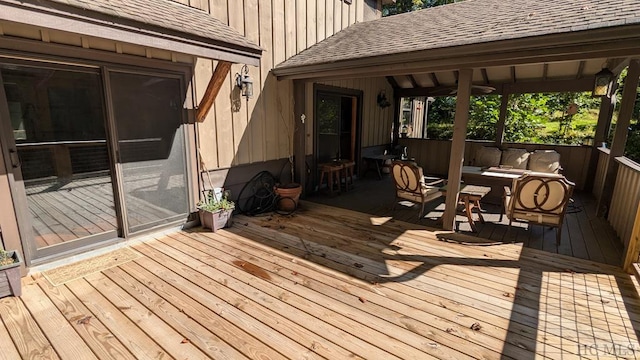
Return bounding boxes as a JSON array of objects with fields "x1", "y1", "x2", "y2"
[
  {"x1": 504, "y1": 92, "x2": 598, "y2": 145},
  {"x1": 400, "y1": 95, "x2": 501, "y2": 141}
]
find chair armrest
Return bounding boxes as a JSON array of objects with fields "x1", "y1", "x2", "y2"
[
  {"x1": 423, "y1": 176, "x2": 445, "y2": 187},
  {"x1": 503, "y1": 186, "x2": 511, "y2": 197}
]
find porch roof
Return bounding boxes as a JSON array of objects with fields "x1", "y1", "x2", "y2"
[
  {"x1": 273, "y1": 0, "x2": 640, "y2": 85},
  {"x1": 0, "y1": 0, "x2": 262, "y2": 66}
]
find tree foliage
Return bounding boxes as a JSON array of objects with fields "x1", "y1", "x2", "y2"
[
  {"x1": 423, "y1": 92, "x2": 601, "y2": 145},
  {"x1": 615, "y1": 68, "x2": 640, "y2": 163},
  {"x1": 382, "y1": 0, "x2": 461, "y2": 16}
]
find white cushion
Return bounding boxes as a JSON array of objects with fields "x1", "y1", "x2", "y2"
[
  {"x1": 529, "y1": 150, "x2": 561, "y2": 173},
  {"x1": 501, "y1": 148, "x2": 530, "y2": 170},
  {"x1": 474, "y1": 147, "x2": 501, "y2": 167}
]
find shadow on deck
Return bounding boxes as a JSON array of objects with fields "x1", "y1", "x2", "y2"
[{"x1": 306, "y1": 176, "x2": 624, "y2": 266}]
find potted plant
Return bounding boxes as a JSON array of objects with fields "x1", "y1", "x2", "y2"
[
  {"x1": 274, "y1": 97, "x2": 302, "y2": 212},
  {"x1": 0, "y1": 248, "x2": 22, "y2": 298},
  {"x1": 197, "y1": 189, "x2": 235, "y2": 231}
]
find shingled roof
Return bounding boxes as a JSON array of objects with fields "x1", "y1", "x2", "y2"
[
  {"x1": 0, "y1": 0, "x2": 261, "y2": 64},
  {"x1": 275, "y1": 0, "x2": 640, "y2": 73}
]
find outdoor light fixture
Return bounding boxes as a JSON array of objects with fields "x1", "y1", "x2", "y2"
[
  {"x1": 377, "y1": 90, "x2": 391, "y2": 108},
  {"x1": 236, "y1": 64, "x2": 253, "y2": 99},
  {"x1": 592, "y1": 67, "x2": 614, "y2": 97}
]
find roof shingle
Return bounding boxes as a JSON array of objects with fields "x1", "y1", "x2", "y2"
[
  {"x1": 14, "y1": 0, "x2": 261, "y2": 52},
  {"x1": 277, "y1": 0, "x2": 640, "y2": 70}
]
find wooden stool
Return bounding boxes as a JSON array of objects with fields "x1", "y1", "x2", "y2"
[
  {"x1": 341, "y1": 161, "x2": 355, "y2": 191},
  {"x1": 319, "y1": 163, "x2": 343, "y2": 195}
]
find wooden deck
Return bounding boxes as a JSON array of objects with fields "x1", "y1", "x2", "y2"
[
  {"x1": 2, "y1": 202, "x2": 640, "y2": 359},
  {"x1": 308, "y1": 176, "x2": 624, "y2": 266}
]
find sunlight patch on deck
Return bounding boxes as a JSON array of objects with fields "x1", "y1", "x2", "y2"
[{"x1": 370, "y1": 216, "x2": 393, "y2": 226}]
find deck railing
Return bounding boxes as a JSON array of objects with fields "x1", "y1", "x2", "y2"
[
  {"x1": 609, "y1": 157, "x2": 640, "y2": 271},
  {"x1": 397, "y1": 138, "x2": 592, "y2": 190}
]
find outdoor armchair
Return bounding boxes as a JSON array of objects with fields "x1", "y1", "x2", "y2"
[
  {"x1": 501, "y1": 173, "x2": 575, "y2": 245},
  {"x1": 391, "y1": 160, "x2": 444, "y2": 219}
]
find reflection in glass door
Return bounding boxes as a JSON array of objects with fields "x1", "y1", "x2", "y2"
[
  {"x1": 108, "y1": 71, "x2": 188, "y2": 234},
  {"x1": 0, "y1": 64, "x2": 118, "y2": 253},
  {"x1": 316, "y1": 93, "x2": 356, "y2": 162}
]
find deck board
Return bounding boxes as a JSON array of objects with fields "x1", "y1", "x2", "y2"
[{"x1": 2, "y1": 202, "x2": 640, "y2": 359}]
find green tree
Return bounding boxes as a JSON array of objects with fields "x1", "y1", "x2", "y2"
[
  {"x1": 382, "y1": 0, "x2": 461, "y2": 16},
  {"x1": 614, "y1": 67, "x2": 640, "y2": 163}
]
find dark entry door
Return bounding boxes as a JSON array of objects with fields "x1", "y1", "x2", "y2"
[{"x1": 316, "y1": 93, "x2": 358, "y2": 163}]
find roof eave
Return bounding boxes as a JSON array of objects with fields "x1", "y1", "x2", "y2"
[
  {"x1": 0, "y1": 1, "x2": 262, "y2": 66},
  {"x1": 273, "y1": 25, "x2": 640, "y2": 80}
]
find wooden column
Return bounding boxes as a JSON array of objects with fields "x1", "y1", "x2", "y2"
[
  {"x1": 587, "y1": 88, "x2": 615, "y2": 195},
  {"x1": 600, "y1": 59, "x2": 640, "y2": 213},
  {"x1": 495, "y1": 86, "x2": 510, "y2": 147},
  {"x1": 293, "y1": 80, "x2": 307, "y2": 193},
  {"x1": 442, "y1": 69, "x2": 473, "y2": 230},
  {"x1": 392, "y1": 94, "x2": 400, "y2": 146},
  {"x1": 196, "y1": 61, "x2": 232, "y2": 123}
]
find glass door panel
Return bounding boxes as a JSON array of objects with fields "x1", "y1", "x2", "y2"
[
  {"x1": 317, "y1": 93, "x2": 341, "y2": 162},
  {"x1": 0, "y1": 64, "x2": 117, "y2": 251},
  {"x1": 108, "y1": 72, "x2": 188, "y2": 233}
]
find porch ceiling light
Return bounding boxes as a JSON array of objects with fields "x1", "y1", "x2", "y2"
[
  {"x1": 236, "y1": 64, "x2": 253, "y2": 99},
  {"x1": 592, "y1": 67, "x2": 614, "y2": 97}
]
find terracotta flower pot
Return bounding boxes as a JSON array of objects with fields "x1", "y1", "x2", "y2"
[
  {"x1": 274, "y1": 183, "x2": 302, "y2": 212},
  {"x1": 199, "y1": 208, "x2": 234, "y2": 231},
  {"x1": 0, "y1": 251, "x2": 22, "y2": 298}
]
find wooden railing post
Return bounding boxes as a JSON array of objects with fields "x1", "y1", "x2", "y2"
[{"x1": 622, "y1": 202, "x2": 640, "y2": 273}]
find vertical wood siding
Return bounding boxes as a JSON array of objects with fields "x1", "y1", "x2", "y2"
[
  {"x1": 608, "y1": 157, "x2": 640, "y2": 247},
  {"x1": 192, "y1": 0, "x2": 373, "y2": 170}
]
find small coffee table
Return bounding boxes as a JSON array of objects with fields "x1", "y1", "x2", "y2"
[{"x1": 441, "y1": 184, "x2": 492, "y2": 232}]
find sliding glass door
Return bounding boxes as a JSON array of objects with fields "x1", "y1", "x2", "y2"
[
  {"x1": 0, "y1": 60, "x2": 190, "y2": 262},
  {"x1": 108, "y1": 71, "x2": 189, "y2": 234}
]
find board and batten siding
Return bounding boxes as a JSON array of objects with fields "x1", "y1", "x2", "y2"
[
  {"x1": 311, "y1": 78, "x2": 395, "y2": 155},
  {"x1": 191, "y1": 0, "x2": 379, "y2": 170}
]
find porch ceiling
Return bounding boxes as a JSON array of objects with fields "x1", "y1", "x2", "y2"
[
  {"x1": 273, "y1": 0, "x2": 640, "y2": 91},
  {"x1": 0, "y1": 0, "x2": 262, "y2": 66}
]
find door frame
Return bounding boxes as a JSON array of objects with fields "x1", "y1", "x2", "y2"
[
  {"x1": 0, "y1": 53, "x2": 195, "y2": 266},
  {"x1": 313, "y1": 84, "x2": 363, "y2": 189}
]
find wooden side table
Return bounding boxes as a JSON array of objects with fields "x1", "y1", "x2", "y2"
[
  {"x1": 318, "y1": 162, "x2": 344, "y2": 195},
  {"x1": 339, "y1": 160, "x2": 355, "y2": 191},
  {"x1": 362, "y1": 154, "x2": 396, "y2": 179},
  {"x1": 441, "y1": 184, "x2": 491, "y2": 232}
]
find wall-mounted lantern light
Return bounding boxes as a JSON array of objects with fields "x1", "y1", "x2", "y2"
[
  {"x1": 236, "y1": 64, "x2": 253, "y2": 99},
  {"x1": 592, "y1": 67, "x2": 614, "y2": 97},
  {"x1": 377, "y1": 90, "x2": 391, "y2": 108}
]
